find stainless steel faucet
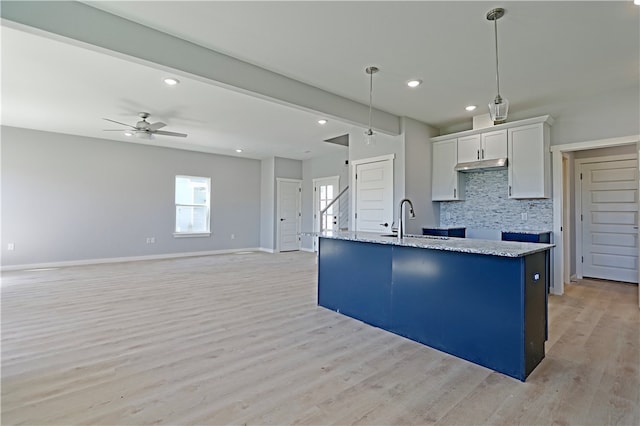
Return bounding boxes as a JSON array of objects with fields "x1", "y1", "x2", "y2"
[{"x1": 398, "y1": 198, "x2": 416, "y2": 239}]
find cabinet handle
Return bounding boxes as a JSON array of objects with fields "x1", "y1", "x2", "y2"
[
  {"x1": 477, "y1": 150, "x2": 480, "y2": 160},
  {"x1": 508, "y1": 186, "x2": 512, "y2": 196},
  {"x1": 481, "y1": 149, "x2": 485, "y2": 159},
  {"x1": 453, "y1": 188, "x2": 456, "y2": 198}
]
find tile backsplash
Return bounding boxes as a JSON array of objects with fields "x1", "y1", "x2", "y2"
[{"x1": 440, "y1": 170, "x2": 552, "y2": 231}]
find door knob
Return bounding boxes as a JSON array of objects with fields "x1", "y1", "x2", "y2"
[
  {"x1": 380, "y1": 222, "x2": 389, "y2": 227},
  {"x1": 280, "y1": 218, "x2": 285, "y2": 221}
]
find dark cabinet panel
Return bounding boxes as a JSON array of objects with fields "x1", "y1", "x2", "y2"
[
  {"x1": 502, "y1": 232, "x2": 551, "y2": 243},
  {"x1": 318, "y1": 237, "x2": 550, "y2": 381},
  {"x1": 422, "y1": 227, "x2": 466, "y2": 238}
]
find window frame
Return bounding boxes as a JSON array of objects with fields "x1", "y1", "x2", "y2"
[{"x1": 173, "y1": 175, "x2": 211, "y2": 238}]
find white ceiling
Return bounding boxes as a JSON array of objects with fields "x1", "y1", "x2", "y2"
[{"x1": 2, "y1": 1, "x2": 639, "y2": 160}]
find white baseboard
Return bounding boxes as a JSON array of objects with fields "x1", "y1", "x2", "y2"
[
  {"x1": 0, "y1": 247, "x2": 265, "y2": 272},
  {"x1": 300, "y1": 247, "x2": 315, "y2": 253},
  {"x1": 258, "y1": 247, "x2": 276, "y2": 254}
]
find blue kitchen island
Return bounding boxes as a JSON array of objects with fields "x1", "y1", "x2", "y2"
[{"x1": 317, "y1": 231, "x2": 554, "y2": 381}]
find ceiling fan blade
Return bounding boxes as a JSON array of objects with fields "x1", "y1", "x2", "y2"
[
  {"x1": 103, "y1": 118, "x2": 136, "y2": 129},
  {"x1": 153, "y1": 130, "x2": 188, "y2": 138},
  {"x1": 149, "y1": 121, "x2": 166, "y2": 131},
  {"x1": 102, "y1": 129, "x2": 128, "y2": 131}
]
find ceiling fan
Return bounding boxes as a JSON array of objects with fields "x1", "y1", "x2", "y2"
[{"x1": 103, "y1": 112, "x2": 187, "y2": 139}]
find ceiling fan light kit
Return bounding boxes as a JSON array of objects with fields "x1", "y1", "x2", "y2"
[
  {"x1": 487, "y1": 7, "x2": 509, "y2": 125},
  {"x1": 103, "y1": 112, "x2": 187, "y2": 139}
]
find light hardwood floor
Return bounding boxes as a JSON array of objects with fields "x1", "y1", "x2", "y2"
[{"x1": 2, "y1": 251, "x2": 638, "y2": 425}]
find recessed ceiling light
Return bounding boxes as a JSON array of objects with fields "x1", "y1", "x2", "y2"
[
  {"x1": 635, "y1": 0, "x2": 640, "y2": 6},
  {"x1": 163, "y1": 77, "x2": 180, "y2": 86},
  {"x1": 235, "y1": 149, "x2": 243, "y2": 153},
  {"x1": 124, "y1": 131, "x2": 133, "y2": 136},
  {"x1": 407, "y1": 79, "x2": 422, "y2": 88},
  {"x1": 318, "y1": 119, "x2": 328, "y2": 125},
  {"x1": 465, "y1": 105, "x2": 477, "y2": 111}
]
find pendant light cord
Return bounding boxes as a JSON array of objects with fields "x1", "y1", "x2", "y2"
[
  {"x1": 368, "y1": 71, "x2": 373, "y2": 131},
  {"x1": 494, "y1": 17, "x2": 501, "y2": 98}
]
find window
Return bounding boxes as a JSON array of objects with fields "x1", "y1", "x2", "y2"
[{"x1": 175, "y1": 175, "x2": 211, "y2": 236}]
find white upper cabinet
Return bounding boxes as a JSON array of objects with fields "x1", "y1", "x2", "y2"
[
  {"x1": 431, "y1": 115, "x2": 553, "y2": 200},
  {"x1": 456, "y1": 130, "x2": 507, "y2": 163},
  {"x1": 481, "y1": 129, "x2": 508, "y2": 160},
  {"x1": 457, "y1": 134, "x2": 481, "y2": 163},
  {"x1": 508, "y1": 123, "x2": 551, "y2": 199},
  {"x1": 432, "y1": 138, "x2": 464, "y2": 201}
]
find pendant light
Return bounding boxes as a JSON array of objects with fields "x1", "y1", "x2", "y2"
[
  {"x1": 486, "y1": 8, "x2": 509, "y2": 124},
  {"x1": 364, "y1": 66, "x2": 379, "y2": 145}
]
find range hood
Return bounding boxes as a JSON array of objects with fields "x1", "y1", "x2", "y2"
[{"x1": 454, "y1": 157, "x2": 508, "y2": 172}]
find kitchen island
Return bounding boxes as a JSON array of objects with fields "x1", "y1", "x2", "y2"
[{"x1": 317, "y1": 231, "x2": 554, "y2": 381}]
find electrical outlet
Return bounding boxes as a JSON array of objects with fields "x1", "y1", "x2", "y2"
[
  {"x1": 231, "y1": 234, "x2": 235, "y2": 240},
  {"x1": 521, "y1": 212, "x2": 528, "y2": 221},
  {"x1": 7, "y1": 243, "x2": 15, "y2": 251}
]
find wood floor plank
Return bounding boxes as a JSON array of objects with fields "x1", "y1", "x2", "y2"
[{"x1": 2, "y1": 252, "x2": 639, "y2": 425}]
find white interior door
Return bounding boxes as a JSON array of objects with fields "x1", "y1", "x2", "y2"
[
  {"x1": 313, "y1": 176, "x2": 340, "y2": 252},
  {"x1": 580, "y1": 159, "x2": 638, "y2": 283},
  {"x1": 277, "y1": 179, "x2": 301, "y2": 252},
  {"x1": 354, "y1": 159, "x2": 393, "y2": 233}
]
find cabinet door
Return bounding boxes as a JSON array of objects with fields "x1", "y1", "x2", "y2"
[
  {"x1": 508, "y1": 123, "x2": 549, "y2": 198},
  {"x1": 432, "y1": 139, "x2": 463, "y2": 201},
  {"x1": 481, "y1": 129, "x2": 507, "y2": 160},
  {"x1": 457, "y1": 134, "x2": 481, "y2": 163}
]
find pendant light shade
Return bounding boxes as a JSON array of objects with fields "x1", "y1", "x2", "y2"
[
  {"x1": 487, "y1": 8, "x2": 509, "y2": 124},
  {"x1": 364, "y1": 66, "x2": 379, "y2": 146}
]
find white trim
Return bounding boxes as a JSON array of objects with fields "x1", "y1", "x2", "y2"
[
  {"x1": 552, "y1": 151, "x2": 563, "y2": 295},
  {"x1": 0, "y1": 248, "x2": 266, "y2": 272},
  {"x1": 300, "y1": 247, "x2": 315, "y2": 253},
  {"x1": 275, "y1": 177, "x2": 303, "y2": 184},
  {"x1": 551, "y1": 135, "x2": 640, "y2": 296},
  {"x1": 574, "y1": 153, "x2": 637, "y2": 281},
  {"x1": 312, "y1": 175, "x2": 341, "y2": 252},
  {"x1": 258, "y1": 247, "x2": 276, "y2": 254},
  {"x1": 351, "y1": 156, "x2": 394, "y2": 232},
  {"x1": 173, "y1": 232, "x2": 211, "y2": 238},
  {"x1": 276, "y1": 178, "x2": 302, "y2": 252},
  {"x1": 350, "y1": 153, "x2": 395, "y2": 167},
  {"x1": 550, "y1": 135, "x2": 640, "y2": 153},
  {"x1": 562, "y1": 153, "x2": 572, "y2": 286}
]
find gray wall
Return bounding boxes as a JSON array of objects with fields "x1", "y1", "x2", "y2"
[
  {"x1": 1, "y1": 126, "x2": 262, "y2": 267},
  {"x1": 402, "y1": 117, "x2": 439, "y2": 234},
  {"x1": 440, "y1": 86, "x2": 640, "y2": 148},
  {"x1": 260, "y1": 157, "x2": 275, "y2": 251}
]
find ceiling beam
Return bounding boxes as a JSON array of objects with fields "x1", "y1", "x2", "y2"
[{"x1": 1, "y1": 1, "x2": 401, "y2": 136}]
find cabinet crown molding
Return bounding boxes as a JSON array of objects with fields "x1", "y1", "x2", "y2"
[{"x1": 431, "y1": 115, "x2": 554, "y2": 143}]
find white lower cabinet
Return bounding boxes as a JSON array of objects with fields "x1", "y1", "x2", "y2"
[
  {"x1": 432, "y1": 138, "x2": 464, "y2": 201},
  {"x1": 508, "y1": 123, "x2": 551, "y2": 199}
]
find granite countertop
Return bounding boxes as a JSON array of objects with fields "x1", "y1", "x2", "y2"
[
  {"x1": 318, "y1": 231, "x2": 554, "y2": 258},
  {"x1": 421, "y1": 226, "x2": 466, "y2": 230}
]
